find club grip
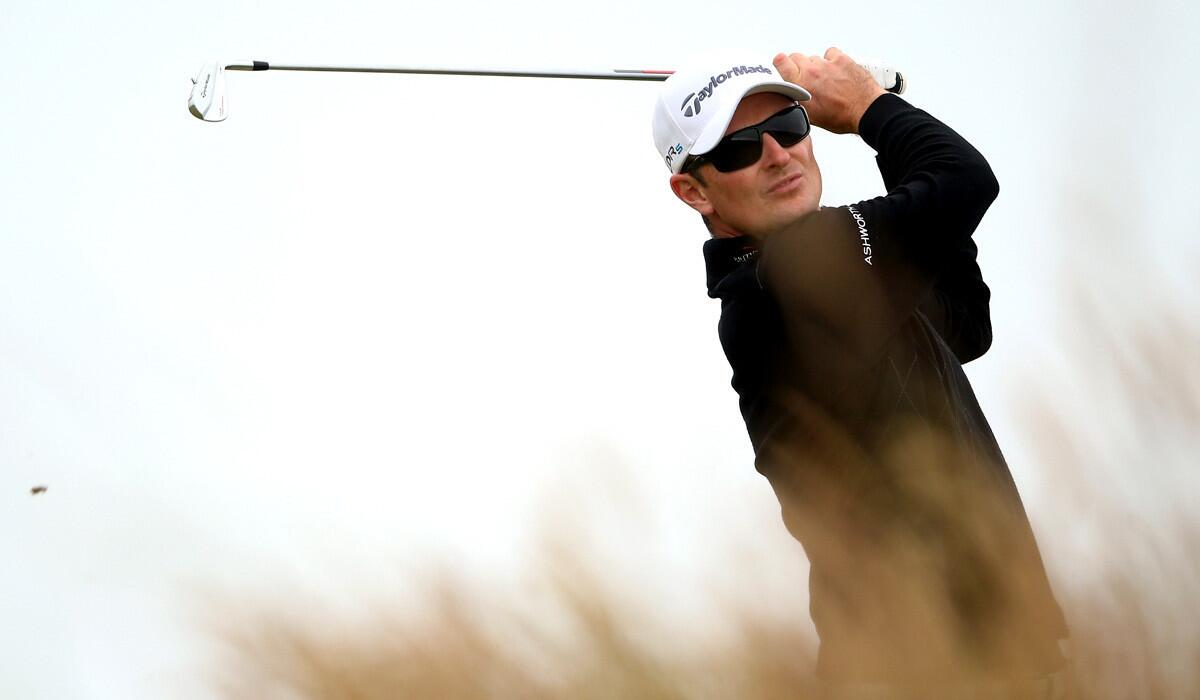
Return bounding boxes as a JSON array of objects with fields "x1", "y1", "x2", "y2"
[{"x1": 857, "y1": 60, "x2": 906, "y2": 94}]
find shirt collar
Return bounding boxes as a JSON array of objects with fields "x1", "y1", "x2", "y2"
[{"x1": 702, "y1": 236, "x2": 759, "y2": 297}]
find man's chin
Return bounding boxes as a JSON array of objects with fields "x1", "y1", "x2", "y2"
[
  {"x1": 764, "y1": 201, "x2": 820, "y2": 233},
  {"x1": 720, "y1": 199, "x2": 820, "y2": 239}
]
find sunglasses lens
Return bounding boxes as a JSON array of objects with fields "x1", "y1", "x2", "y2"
[
  {"x1": 708, "y1": 140, "x2": 763, "y2": 172},
  {"x1": 768, "y1": 110, "x2": 810, "y2": 147},
  {"x1": 704, "y1": 105, "x2": 810, "y2": 173}
]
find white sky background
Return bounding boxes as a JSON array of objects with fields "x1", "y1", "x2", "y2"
[{"x1": 2, "y1": 0, "x2": 1198, "y2": 697}]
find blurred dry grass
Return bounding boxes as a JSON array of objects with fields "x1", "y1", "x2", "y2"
[
  {"x1": 1018, "y1": 300, "x2": 1200, "y2": 700},
  {"x1": 206, "y1": 232, "x2": 1199, "y2": 700},
  {"x1": 209, "y1": 560, "x2": 819, "y2": 700},
  {"x1": 206, "y1": 292, "x2": 1199, "y2": 697}
]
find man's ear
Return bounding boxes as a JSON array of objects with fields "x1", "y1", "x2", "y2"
[{"x1": 669, "y1": 173, "x2": 715, "y2": 217}]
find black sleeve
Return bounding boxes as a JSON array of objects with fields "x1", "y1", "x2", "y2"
[
  {"x1": 756, "y1": 94, "x2": 999, "y2": 384},
  {"x1": 916, "y1": 239, "x2": 993, "y2": 363},
  {"x1": 867, "y1": 94, "x2": 996, "y2": 364}
]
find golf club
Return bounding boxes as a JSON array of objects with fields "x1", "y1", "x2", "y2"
[{"x1": 187, "y1": 60, "x2": 906, "y2": 122}]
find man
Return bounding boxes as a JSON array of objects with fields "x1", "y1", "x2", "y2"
[{"x1": 652, "y1": 50, "x2": 1072, "y2": 697}]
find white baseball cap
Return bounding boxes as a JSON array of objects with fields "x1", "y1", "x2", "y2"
[{"x1": 652, "y1": 59, "x2": 811, "y2": 174}]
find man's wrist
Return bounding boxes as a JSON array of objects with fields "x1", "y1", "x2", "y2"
[{"x1": 857, "y1": 92, "x2": 909, "y2": 146}]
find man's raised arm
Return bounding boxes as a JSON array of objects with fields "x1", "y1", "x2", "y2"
[{"x1": 758, "y1": 50, "x2": 999, "y2": 381}]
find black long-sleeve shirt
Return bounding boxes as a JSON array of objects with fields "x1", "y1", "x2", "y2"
[{"x1": 702, "y1": 94, "x2": 1068, "y2": 683}]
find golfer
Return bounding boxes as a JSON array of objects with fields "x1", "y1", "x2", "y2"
[{"x1": 653, "y1": 50, "x2": 1072, "y2": 698}]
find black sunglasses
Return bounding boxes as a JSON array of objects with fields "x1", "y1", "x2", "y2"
[{"x1": 685, "y1": 104, "x2": 811, "y2": 174}]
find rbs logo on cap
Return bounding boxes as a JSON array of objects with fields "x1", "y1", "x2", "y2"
[{"x1": 664, "y1": 143, "x2": 684, "y2": 168}]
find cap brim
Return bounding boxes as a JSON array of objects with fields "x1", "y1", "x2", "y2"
[{"x1": 690, "y1": 82, "x2": 812, "y2": 156}]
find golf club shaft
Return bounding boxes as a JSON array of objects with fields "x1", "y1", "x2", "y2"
[
  {"x1": 225, "y1": 61, "x2": 674, "y2": 82},
  {"x1": 190, "y1": 59, "x2": 905, "y2": 122}
]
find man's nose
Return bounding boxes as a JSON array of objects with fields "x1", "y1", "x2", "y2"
[{"x1": 761, "y1": 133, "x2": 791, "y2": 167}]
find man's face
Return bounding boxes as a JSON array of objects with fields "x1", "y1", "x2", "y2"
[{"x1": 671, "y1": 92, "x2": 822, "y2": 239}]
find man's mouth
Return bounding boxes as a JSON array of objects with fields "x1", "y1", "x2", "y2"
[{"x1": 767, "y1": 173, "x2": 804, "y2": 195}]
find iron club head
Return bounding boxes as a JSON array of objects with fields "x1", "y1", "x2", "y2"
[{"x1": 188, "y1": 62, "x2": 228, "y2": 122}]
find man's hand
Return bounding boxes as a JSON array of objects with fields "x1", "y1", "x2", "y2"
[{"x1": 773, "y1": 48, "x2": 887, "y2": 135}]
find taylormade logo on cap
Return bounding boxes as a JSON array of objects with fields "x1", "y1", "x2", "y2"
[
  {"x1": 651, "y1": 57, "x2": 810, "y2": 174},
  {"x1": 679, "y1": 65, "x2": 773, "y2": 118}
]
